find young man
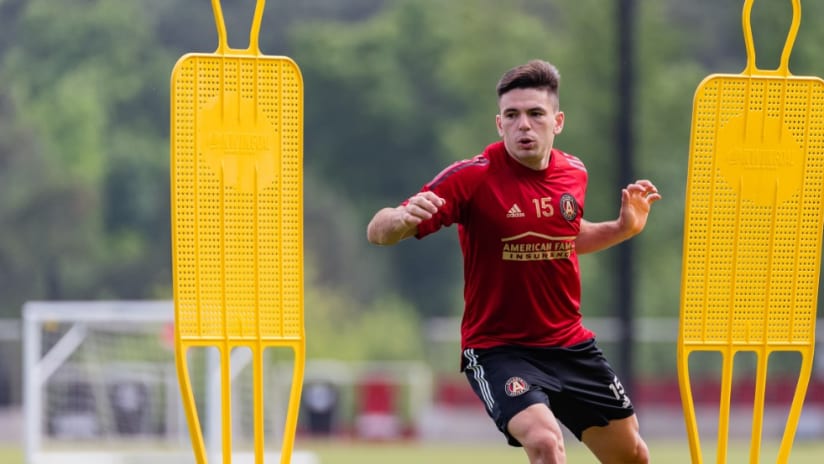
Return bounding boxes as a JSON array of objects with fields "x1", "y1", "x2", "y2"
[{"x1": 367, "y1": 59, "x2": 660, "y2": 464}]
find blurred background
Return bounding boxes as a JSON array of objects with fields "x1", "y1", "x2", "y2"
[{"x1": 2, "y1": 0, "x2": 824, "y2": 462}]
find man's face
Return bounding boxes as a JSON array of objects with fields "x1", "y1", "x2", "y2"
[{"x1": 496, "y1": 87, "x2": 565, "y2": 170}]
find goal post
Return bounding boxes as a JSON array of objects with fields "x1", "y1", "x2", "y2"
[
  {"x1": 23, "y1": 301, "x2": 184, "y2": 464},
  {"x1": 22, "y1": 300, "x2": 317, "y2": 464}
]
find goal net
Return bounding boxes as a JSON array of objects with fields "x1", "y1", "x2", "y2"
[{"x1": 22, "y1": 300, "x2": 316, "y2": 464}]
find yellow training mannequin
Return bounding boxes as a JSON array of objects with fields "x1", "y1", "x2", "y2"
[
  {"x1": 678, "y1": 1, "x2": 823, "y2": 463},
  {"x1": 170, "y1": 1, "x2": 304, "y2": 462}
]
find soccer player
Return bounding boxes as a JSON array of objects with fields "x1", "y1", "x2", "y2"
[{"x1": 366, "y1": 59, "x2": 660, "y2": 464}]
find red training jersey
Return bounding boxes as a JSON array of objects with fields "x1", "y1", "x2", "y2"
[{"x1": 412, "y1": 141, "x2": 595, "y2": 351}]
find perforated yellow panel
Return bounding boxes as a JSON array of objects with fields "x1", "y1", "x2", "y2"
[
  {"x1": 678, "y1": 2, "x2": 823, "y2": 463},
  {"x1": 681, "y1": 77, "x2": 824, "y2": 347},
  {"x1": 171, "y1": 56, "x2": 304, "y2": 342}
]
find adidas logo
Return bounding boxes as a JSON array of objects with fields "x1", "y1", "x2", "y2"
[{"x1": 506, "y1": 203, "x2": 526, "y2": 218}]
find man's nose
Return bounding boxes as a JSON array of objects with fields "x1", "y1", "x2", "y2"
[{"x1": 517, "y1": 114, "x2": 531, "y2": 130}]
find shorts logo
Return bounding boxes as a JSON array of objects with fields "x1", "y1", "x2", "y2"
[
  {"x1": 560, "y1": 193, "x2": 578, "y2": 221},
  {"x1": 504, "y1": 377, "x2": 530, "y2": 397}
]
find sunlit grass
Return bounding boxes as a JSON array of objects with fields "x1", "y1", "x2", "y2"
[
  {"x1": 3, "y1": 439, "x2": 823, "y2": 463},
  {"x1": 301, "y1": 439, "x2": 824, "y2": 463}
]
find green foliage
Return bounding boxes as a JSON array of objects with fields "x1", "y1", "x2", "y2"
[
  {"x1": 291, "y1": 0, "x2": 625, "y2": 316},
  {"x1": 6, "y1": 0, "x2": 149, "y2": 182},
  {"x1": 0, "y1": 0, "x2": 179, "y2": 308},
  {"x1": 305, "y1": 277, "x2": 425, "y2": 361},
  {"x1": 633, "y1": 1, "x2": 710, "y2": 317}
]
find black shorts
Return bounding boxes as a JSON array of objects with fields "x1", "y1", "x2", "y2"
[{"x1": 462, "y1": 339, "x2": 635, "y2": 446}]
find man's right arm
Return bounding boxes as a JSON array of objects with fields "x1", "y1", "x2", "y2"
[{"x1": 366, "y1": 191, "x2": 446, "y2": 246}]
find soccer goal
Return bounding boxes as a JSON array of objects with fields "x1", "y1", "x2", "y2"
[{"x1": 22, "y1": 300, "x2": 317, "y2": 464}]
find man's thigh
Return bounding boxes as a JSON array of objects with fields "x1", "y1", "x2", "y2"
[{"x1": 462, "y1": 348, "x2": 549, "y2": 446}]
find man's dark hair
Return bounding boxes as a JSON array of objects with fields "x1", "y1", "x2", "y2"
[{"x1": 496, "y1": 60, "x2": 561, "y2": 105}]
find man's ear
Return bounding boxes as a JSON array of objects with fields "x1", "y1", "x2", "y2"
[
  {"x1": 496, "y1": 113, "x2": 504, "y2": 137},
  {"x1": 554, "y1": 111, "x2": 565, "y2": 134}
]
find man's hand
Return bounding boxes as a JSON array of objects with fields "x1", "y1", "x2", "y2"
[
  {"x1": 617, "y1": 179, "x2": 662, "y2": 236},
  {"x1": 399, "y1": 191, "x2": 446, "y2": 227},
  {"x1": 367, "y1": 191, "x2": 446, "y2": 245}
]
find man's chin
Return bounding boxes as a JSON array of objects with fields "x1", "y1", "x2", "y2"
[{"x1": 508, "y1": 150, "x2": 549, "y2": 168}]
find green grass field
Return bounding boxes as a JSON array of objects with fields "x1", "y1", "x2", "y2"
[
  {"x1": 3, "y1": 439, "x2": 824, "y2": 463},
  {"x1": 304, "y1": 440, "x2": 824, "y2": 463}
]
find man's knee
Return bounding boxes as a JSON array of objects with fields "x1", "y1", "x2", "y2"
[
  {"x1": 520, "y1": 426, "x2": 566, "y2": 460},
  {"x1": 616, "y1": 438, "x2": 649, "y2": 464},
  {"x1": 633, "y1": 439, "x2": 650, "y2": 464},
  {"x1": 508, "y1": 403, "x2": 568, "y2": 462}
]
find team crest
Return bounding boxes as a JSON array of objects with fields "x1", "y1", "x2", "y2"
[
  {"x1": 504, "y1": 377, "x2": 530, "y2": 397},
  {"x1": 560, "y1": 193, "x2": 578, "y2": 221}
]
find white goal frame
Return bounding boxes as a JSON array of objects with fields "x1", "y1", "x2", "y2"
[
  {"x1": 23, "y1": 301, "x2": 186, "y2": 464},
  {"x1": 22, "y1": 300, "x2": 321, "y2": 464}
]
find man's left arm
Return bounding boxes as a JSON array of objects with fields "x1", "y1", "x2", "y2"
[{"x1": 575, "y1": 179, "x2": 662, "y2": 255}]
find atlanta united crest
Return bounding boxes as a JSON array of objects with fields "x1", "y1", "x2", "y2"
[
  {"x1": 560, "y1": 193, "x2": 578, "y2": 221},
  {"x1": 505, "y1": 376, "x2": 530, "y2": 397}
]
